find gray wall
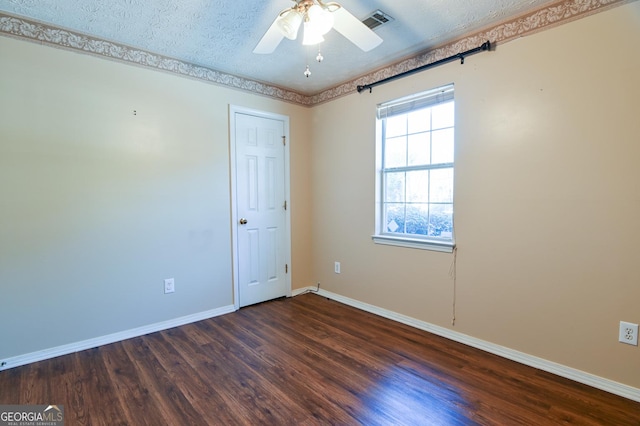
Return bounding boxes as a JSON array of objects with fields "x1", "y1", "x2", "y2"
[{"x1": 0, "y1": 36, "x2": 311, "y2": 358}]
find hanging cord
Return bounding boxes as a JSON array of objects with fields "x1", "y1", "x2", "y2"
[
  {"x1": 449, "y1": 246, "x2": 458, "y2": 326},
  {"x1": 298, "y1": 282, "x2": 320, "y2": 296}
]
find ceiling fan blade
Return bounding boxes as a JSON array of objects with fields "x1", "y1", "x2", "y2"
[
  {"x1": 331, "y1": 6, "x2": 382, "y2": 52},
  {"x1": 254, "y1": 17, "x2": 286, "y2": 54}
]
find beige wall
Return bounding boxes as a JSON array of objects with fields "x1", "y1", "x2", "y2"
[
  {"x1": 309, "y1": 2, "x2": 640, "y2": 388},
  {"x1": 0, "y1": 36, "x2": 313, "y2": 358}
]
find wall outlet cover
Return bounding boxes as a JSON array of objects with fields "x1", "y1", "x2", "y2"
[
  {"x1": 619, "y1": 321, "x2": 638, "y2": 346},
  {"x1": 164, "y1": 278, "x2": 175, "y2": 294}
]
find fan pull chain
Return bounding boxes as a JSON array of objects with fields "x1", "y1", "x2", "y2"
[{"x1": 303, "y1": 44, "x2": 325, "y2": 78}]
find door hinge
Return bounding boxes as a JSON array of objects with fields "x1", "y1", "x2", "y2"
[
  {"x1": 285, "y1": 264, "x2": 288, "y2": 274},
  {"x1": 282, "y1": 136, "x2": 286, "y2": 146},
  {"x1": 283, "y1": 200, "x2": 287, "y2": 211}
]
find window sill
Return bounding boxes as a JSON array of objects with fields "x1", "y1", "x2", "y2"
[{"x1": 372, "y1": 235, "x2": 455, "y2": 253}]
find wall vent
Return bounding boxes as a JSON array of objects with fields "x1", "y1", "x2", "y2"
[{"x1": 362, "y1": 10, "x2": 394, "y2": 30}]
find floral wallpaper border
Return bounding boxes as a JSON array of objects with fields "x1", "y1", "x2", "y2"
[{"x1": 0, "y1": 0, "x2": 633, "y2": 107}]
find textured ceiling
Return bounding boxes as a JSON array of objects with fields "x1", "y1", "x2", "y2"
[{"x1": 0, "y1": 0, "x2": 558, "y2": 95}]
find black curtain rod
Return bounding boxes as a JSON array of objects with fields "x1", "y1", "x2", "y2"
[{"x1": 357, "y1": 41, "x2": 491, "y2": 94}]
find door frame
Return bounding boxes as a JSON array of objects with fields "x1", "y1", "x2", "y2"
[{"x1": 229, "y1": 105, "x2": 292, "y2": 310}]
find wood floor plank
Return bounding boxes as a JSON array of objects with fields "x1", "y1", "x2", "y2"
[
  {"x1": 121, "y1": 336, "x2": 207, "y2": 425},
  {"x1": 74, "y1": 348, "x2": 129, "y2": 426},
  {"x1": 100, "y1": 342, "x2": 170, "y2": 425},
  {"x1": 209, "y1": 313, "x2": 371, "y2": 425},
  {"x1": 165, "y1": 325, "x2": 312, "y2": 425},
  {"x1": 0, "y1": 367, "x2": 20, "y2": 404},
  {"x1": 19, "y1": 361, "x2": 53, "y2": 406},
  {"x1": 235, "y1": 302, "x2": 486, "y2": 425},
  {"x1": 232, "y1": 305, "x2": 405, "y2": 424},
  {"x1": 142, "y1": 331, "x2": 242, "y2": 425},
  {"x1": 1, "y1": 294, "x2": 639, "y2": 425}
]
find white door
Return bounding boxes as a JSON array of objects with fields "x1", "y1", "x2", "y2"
[{"x1": 231, "y1": 108, "x2": 289, "y2": 308}]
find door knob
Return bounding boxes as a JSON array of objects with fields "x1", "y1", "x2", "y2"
[{"x1": 239, "y1": 218, "x2": 248, "y2": 225}]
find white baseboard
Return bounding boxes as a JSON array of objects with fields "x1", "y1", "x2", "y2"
[
  {"x1": 0, "y1": 304, "x2": 236, "y2": 371},
  {"x1": 294, "y1": 287, "x2": 640, "y2": 403}
]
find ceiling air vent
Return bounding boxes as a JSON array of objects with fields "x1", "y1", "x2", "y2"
[{"x1": 362, "y1": 10, "x2": 394, "y2": 30}]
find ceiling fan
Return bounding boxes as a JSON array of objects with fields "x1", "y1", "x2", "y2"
[{"x1": 254, "y1": 0, "x2": 383, "y2": 54}]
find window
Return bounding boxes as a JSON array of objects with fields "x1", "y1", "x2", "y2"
[{"x1": 373, "y1": 84, "x2": 455, "y2": 252}]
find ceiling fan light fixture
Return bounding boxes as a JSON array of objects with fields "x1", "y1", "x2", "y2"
[
  {"x1": 302, "y1": 20, "x2": 325, "y2": 46},
  {"x1": 253, "y1": 0, "x2": 383, "y2": 77},
  {"x1": 307, "y1": 4, "x2": 334, "y2": 36},
  {"x1": 277, "y1": 10, "x2": 303, "y2": 40}
]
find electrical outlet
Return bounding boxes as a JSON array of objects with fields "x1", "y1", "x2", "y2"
[
  {"x1": 619, "y1": 321, "x2": 638, "y2": 346},
  {"x1": 334, "y1": 262, "x2": 341, "y2": 274},
  {"x1": 164, "y1": 278, "x2": 175, "y2": 294}
]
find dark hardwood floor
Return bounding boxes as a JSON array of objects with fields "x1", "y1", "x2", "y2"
[{"x1": 1, "y1": 294, "x2": 639, "y2": 425}]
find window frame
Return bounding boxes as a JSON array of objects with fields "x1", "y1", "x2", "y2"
[{"x1": 373, "y1": 84, "x2": 456, "y2": 253}]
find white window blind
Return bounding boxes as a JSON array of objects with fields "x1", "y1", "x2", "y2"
[{"x1": 377, "y1": 85, "x2": 454, "y2": 119}]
